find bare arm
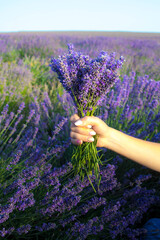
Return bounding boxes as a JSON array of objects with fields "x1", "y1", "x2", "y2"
[
  {"x1": 107, "y1": 127, "x2": 160, "y2": 172},
  {"x1": 70, "y1": 114, "x2": 160, "y2": 172}
]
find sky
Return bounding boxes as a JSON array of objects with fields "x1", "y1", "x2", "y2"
[{"x1": 0, "y1": 0, "x2": 160, "y2": 33}]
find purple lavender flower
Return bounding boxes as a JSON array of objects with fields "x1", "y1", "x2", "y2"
[
  {"x1": 52, "y1": 117, "x2": 68, "y2": 141},
  {"x1": 20, "y1": 166, "x2": 39, "y2": 180},
  {"x1": 26, "y1": 127, "x2": 39, "y2": 147},
  {"x1": 26, "y1": 109, "x2": 35, "y2": 123},
  {"x1": 3, "y1": 112, "x2": 14, "y2": 132},
  {"x1": 17, "y1": 102, "x2": 25, "y2": 114},
  {"x1": 59, "y1": 214, "x2": 78, "y2": 227},
  {"x1": 35, "y1": 222, "x2": 56, "y2": 232},
  {"x1": 153, "y1": 113, "x2": 160, "y2": 122},
  {"x1": 9, "y1": 150, "x2": 22, "y2": 165},
  {"x1": 98, "y1": 164, "x2": 118, "y2": 195},
  {"x1": 78, "y1": 197, "x2": 106, "y2": 215},
  {"x1": 0, "y1": 228, "x2": 8, "y2": 237},
  {"x1": 17, "y1": 224, "x2": 31, "y2": 235},
  {"x1": 0, "y1": 104, "x2": 9, "y2": 124},
  {"x1": 151, "y1": 132, "x2": 160, "y2": 142},
  {"x1": 70, "y1": 216, "x2": 102, "y2": 239},
  {"x1": 50, "y1": 44, "x2": 124, "y2": 112},
  {"x1": 34, "y1": 113, "x2": 40, "y2": 125},
  {"x1": 101, "y1": 201, "x2": 121, "y2": 224}
]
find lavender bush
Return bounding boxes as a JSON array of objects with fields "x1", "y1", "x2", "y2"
[{"x1": 0, "y1": 32, "x2": 159, "y2": 240}]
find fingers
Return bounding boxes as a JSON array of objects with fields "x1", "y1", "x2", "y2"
[
  {"x1": 70, "y1": 126, "x2": 96, "y2": 145},
  {"x1": 70, "y1": 126, "x2": 96, "y2": 136},
  {"x1": 70, "y1": 114, "x2": 93, "y2": 129},
  {"x1": 70, "y1": 131, "x2": 95, "y2": 143},
  {"x1": 70, "y1": 114, "x2": 106, "y2": 146},
  {"x1": 74, "y1": 116, "x2": 101, "y2": 129},
  {"x1": 71, "y1": 138, "x2": 83, "y2": 145},
  {"x1": 70, "y1": 114, "x2": 80, "y2": 122}
]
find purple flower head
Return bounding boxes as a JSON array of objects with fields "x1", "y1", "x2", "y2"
[
  {"x1": 35, "y1": 222, "x2": 56, "y2": 232},
  {"x1": 17, "y1": 102, "x2": 25, "y2": 114},
  {"x1": 9, "y1": 150, "x2": 22, "y2": 165},
  {"x1": 17, "y1": 224, "x2": 31, "y2": 235},
  {"x1": 0, "y1": 104, "x2": 9, "y2": 124},
  {"x1": 26, "y1": 109, "x2": 35, "y2": 123},
  {"x1": 50, "y1": 44, "x2": 124, "y2": 115}
]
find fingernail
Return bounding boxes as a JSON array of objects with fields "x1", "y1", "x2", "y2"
[
  {"x1": 90, "y1": 131, "x2": 96, "y2": 136},
  {"x1": 75, "y1": 120, "x2": 83, "y2": 126},
  {"x1": 87, "y1": 125, "x2": 92, "y2": 128},
  {"x1": 77, "y1": 139, "x2": 82, "y2": 144},
  {"x1": 88, "y1": 137, "x2": 94, "y2": 142}
]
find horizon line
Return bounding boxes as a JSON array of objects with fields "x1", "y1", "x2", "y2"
[{"x1": 0, "y1": 30, "x2": 160, "y2": 34}]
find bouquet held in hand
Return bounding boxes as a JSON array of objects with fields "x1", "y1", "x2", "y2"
[{"x1": 50, "y1": 44, "x2": 124, "y2": 192}]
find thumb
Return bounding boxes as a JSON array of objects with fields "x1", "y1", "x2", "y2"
[
  {"x1": 70, "y1": 114, "x2": 92, "y2": 129},
  {"x1": 74, "y1": 116, "x2": 103, "y2": 131},
  {"x1": 70, "y1": 114, "x2": 80, "y2": 122}
]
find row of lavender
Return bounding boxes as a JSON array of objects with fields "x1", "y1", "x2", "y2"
[
  {"x1": 0, "y1": 32, "x2": 160, "y2": 239},
  {"x1": 1, "y1": 32, "x2": 160, "y2": 80}
]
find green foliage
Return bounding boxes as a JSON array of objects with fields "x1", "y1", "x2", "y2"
[{"x1": 2, "y1": 50, "x2": 19, "y2": 62}]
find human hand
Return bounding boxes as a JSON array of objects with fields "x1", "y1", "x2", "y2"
[{"x1": 70, "y1": 114, "x2": 112, "y2": 148}]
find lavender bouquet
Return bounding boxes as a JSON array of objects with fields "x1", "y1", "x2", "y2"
[{"x1": 50, "y1": 44, "x2": 124, "y2": 191}]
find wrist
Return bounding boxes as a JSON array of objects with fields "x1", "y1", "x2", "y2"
[{"x1": 104, "y1": 127, "x2": 121, "y2": 150}]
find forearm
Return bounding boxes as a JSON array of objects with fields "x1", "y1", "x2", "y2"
[{"x1": 107, "y1": 127, "x2": 160, "y2": 172}]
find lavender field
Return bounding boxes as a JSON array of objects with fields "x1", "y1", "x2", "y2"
[{"x1": 0, "y1": 31, "x2": 160, "y2": 240}]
